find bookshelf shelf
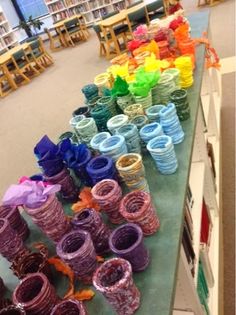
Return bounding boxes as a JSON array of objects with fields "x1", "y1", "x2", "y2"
[{"x1": 44, "y1": 0, "x2": 134, "y2": 24}]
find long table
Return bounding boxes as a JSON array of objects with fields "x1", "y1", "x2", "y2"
[
  {"x1": 0, "y1": 43, "x2": 30, "y2": 90},
  {"x1": 99, "y1": 3, "x2": 148, "y2": 56},
  {"x1": 0, "y1": 11, "x2": 209, "y2": 315}
]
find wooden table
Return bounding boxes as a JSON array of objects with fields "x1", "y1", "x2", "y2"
[
  {"x1": 99, "y1": 3, "x2": 148, "y2": 56},
  {"x1": 0, "y1": 43, "x2": 30, "y2": 90},
  {"x1": 53, "y1": 15, "x2": 82, "y2": 47},
  {"x1": 0, "y1": 11, "x2": 213, "y2": 315}
]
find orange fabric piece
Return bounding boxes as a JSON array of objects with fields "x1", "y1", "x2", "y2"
[
  {"x1": 194, "y1": 32, "x2": 221, "y2": 69},
  {"x1": 96, "y1": 255, "x2": 105, "y2": 263},
  {"x1": 72, "y1": 187, "x2": 100, "y2": 213},
  {"x1": 70, "y1": 290, "x2": 95, "y2": 301}
]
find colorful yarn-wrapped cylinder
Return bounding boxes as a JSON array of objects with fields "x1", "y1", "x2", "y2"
[
  {"x1": 139, "y1": 122, "x2": 163, "y2": 144},
  {"x1": 155, "y1": 73, "x2": 176, "y2": 104},
  {"x1": 119, "y1": 191, "x2": 160, "y2": 235},
  {"x1": 91, "y1": 179, "x2": 123, "y2": 224},
  {"x1": 109, "y1": 223, "x2": 149, "y2": 272},
  {"x1": 87, "y1": 96, "x2": 101, "y2": 110},
  {"x1": 69, "y1": 115, "x2": 85, "y2": 130},
  {"x1": 24, "y1": 194, "x2": 70, "y2": 243},
  {"x1": 56, "y1": 230, "x2": 97, "y2": 283},
  {"x1": 116, "y1": 124, "x2": 141, "y2": 154},
  {"x1": 147, "y1": 135, "x2": 178, "y2": 174},
  {"x1": 117, "y1": 93, "x2": 134, "y2": 112},
  {"x1": 107, "y1": 114, "x2": 129, "y2": 135},
  {"x1": 0, "y1": 205, "x2": 29, "y2": 241},
  {"x1": 99, "y1": 135, "x2": 127, "y2": 162},
  {"x1": 50, "y1": 299, "x2": 87, "y2": 315},
  {"x1": 93, "y1": 258, "x2": 140, "y2": 315},
  {"x1": 116, "y1": 153, "x2": 149, "y2": 192},
  {"x1": 72, "y1": 106, "x2": 90, "y2": 118},
  {"x1": 86, "y1": 155, "x2": 117, "y2": 185},
  {"x1": 174, "y1": 56, "x2": 193, "y2": 88},
  {"x1": 124, "y1": 104, "x2": 144, "y2": 120},
  {"x1": 82, "y1": 84, "x2": 99, "y2": 102},
  {"x1": 97, "y1": 96, "x2": 117, "y2": 116},
  {"x1": 44, "y1": 167, "x2": 78, "y2": 202},
  {"x1": 12, "y1": 273, "x2": 58, "y2": 314},
  {"x1": 11, "y1": 244, "x2": 52, "y2": 281},
  {"x1": 0, "y1": 218, "x2": 27, "y2": 262},
  {"x1": 145, "y1": 105, "x2": 165, "y2": 123},
  {"x1": 90, "y1": 132, "x2": 111, "y2": 152},
  {"x1": 134, "y1": 92, "x2": 152, "y2": 110},
  {"x1": 170, "y1": 89, "x2": 190, "y2": 121},
  {"x1": 163, "y1": 68, "x2": 181, "y2": 89},
  {"x1": 158, "y1": 40, "x2": 171, "y2": 59},
  {"x1": 71, "y1": 208, "x2": 111, "y2": 255},
  {"x1": 178, "y1": 39, "x2": 195, "y2": 63},
  {"x1": 159, "y1": 103, "x2": 185, "y2": 144},
  {"x1": 130, "y1": 115, "x2": 148, "y2": 130},
  {"x1": 76, "y1": 118, "x2": 98, "y2": 147},
  {"x1": 90, "y1": 105, "x2": 112, "y2": 132}
]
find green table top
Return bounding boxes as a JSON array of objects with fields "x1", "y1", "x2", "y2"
[{"x1": 0, "y1": 10, "x2": 209, "y2": 315}]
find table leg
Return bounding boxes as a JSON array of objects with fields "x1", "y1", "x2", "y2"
[{"x1": 2, "y1": 64, "x2": 17, "y2": 90}]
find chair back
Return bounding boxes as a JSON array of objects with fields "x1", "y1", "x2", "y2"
[
  {"x1": 65, "y1": 18, "x2": 79, "y2": 30},
  {"x1": 102, "y1": 11, "x2": 117, "y2": 20},
  {"x1": 146, "y1": 0, "x2": 164, "y2": 13},
  {"x1": 30, "y1": 39, "x2": 40, "y2": 50},
  {"x1": 128, "y1": 7, "x2": 146, "y2": 23},
  {"x1": 127, "y1": 0, "x2": 143, "y2": 9},
  {"x1": 93, "y1": 24, "x2": 103, "y2": 41},
  {"x1": 12, "y1": 49, "x2": 25, "y2": 62}
]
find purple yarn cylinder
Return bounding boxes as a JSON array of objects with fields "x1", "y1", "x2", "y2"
[
  {"x1": 73, "y1": 148, "x2": 92, "y2": 186},
  {"x1": 91, "y1": 179, "x2": 124, "y2": 224},
  {"x1": 93, "y1": 258, "x2": 140, "y2": 315},
  {"x1": 12, "y1": 273, "x2": 58, "y2": 314},
  {"x1": 0, "y1": 218, "x2": 27, "y2": 262},
  {"x1": 86, "y1": 156, "x2": 117, "y2": 186},
  {"x1": 71, "y1": 208, "x2": 111, "y2": 255},
  {"x1": 0, "y1": 205, "x2": 29, "y2": 241},
  {"x1": 24, "y1": 194, "x2": 70, "y2": 243},
  {"x1": 44, "y1": 167, "x2": 78, "y2": 202},
  {"x1": 56, "y1": 230, "x2": 97, "y2": 283},
  {"x1": 0, "y1": 306, "x2": 26, "y2": 315},
  {"x1": 109, "y1": 223, "x2": 149, "y2": 271},
  {"x1": 50, "y1": 299, "x2": 87, "y2": 315}
]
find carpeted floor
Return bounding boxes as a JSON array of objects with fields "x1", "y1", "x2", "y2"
[{"x1": 0, "y1": 0, "x2": 235, "y2": 314}]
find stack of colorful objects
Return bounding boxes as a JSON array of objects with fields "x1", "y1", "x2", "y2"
[{"x1": 34, "y1": 135, "x2": 78, "y2": 202}]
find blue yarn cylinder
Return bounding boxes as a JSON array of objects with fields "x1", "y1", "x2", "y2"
[
  {"x1": 139, "y1": 122, "x2": 164, "y2": 144},
  {"x1": 73, "y1": 147, "x2": 92, "y2": 186},
  {"x1": 159, "y1": 103, "x2": 185, "y2": 144},
  {"x1": 147, "y1": 135, "x2": 178, "y2": 174},
  {"x1": 82, "y1": 84, "x2": 99, "y2": 101},
  {"x1": 99, "y1": 135, "x2": 128, "y2": 162},
  {"x1": 90, "y1": 132, "x2": 111, "y2": 151},
  {"x1": 86, "y1": 155, "x2": 117, "y2": 185},
  {"x1": 117, "y1": 124, "x2": 141, "y2": 154},
  {"x1": 145, "y1": 105, "x2": 165, "y2": 123},
  {"x1": 90, "y1": 104, "x2": 112, "y2": 132}
]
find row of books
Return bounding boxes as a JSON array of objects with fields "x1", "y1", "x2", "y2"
[{"x1": 48, "y1": 2, "x2": 66, "y2": 12}]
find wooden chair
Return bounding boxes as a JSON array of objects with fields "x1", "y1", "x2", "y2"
[
  {"x1": 0, "y1": 66, "x2": 14, "y2": 97},
  {"x1": 7, "y1": 49, "x2": 40, "y2": 85},
  {"x1": 44, "y1": 28, "x2": 63, "y2": 51},
  {"x1": 78, "y1": 15, "x2": 90, "y2": 40},
  {"x1": 146, "y1": 0, "x2": 166, "y2": 20},
  {"x1": 93, "y1": 22, "x2": 128, "y2": 59},
  {"x1": 27, "y1": 39, "x2": 53, "y2": 71},
  {"x1": 127, "y1": 7, "x2": 150, "y2": 34},
  {"x1": 64, "y1": 17, "x2": 86, "y2": 46}
]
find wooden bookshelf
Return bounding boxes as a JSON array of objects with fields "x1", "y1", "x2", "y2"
[{"x1": 0, "y1": 6, "x2": 18, "y2": 54}]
